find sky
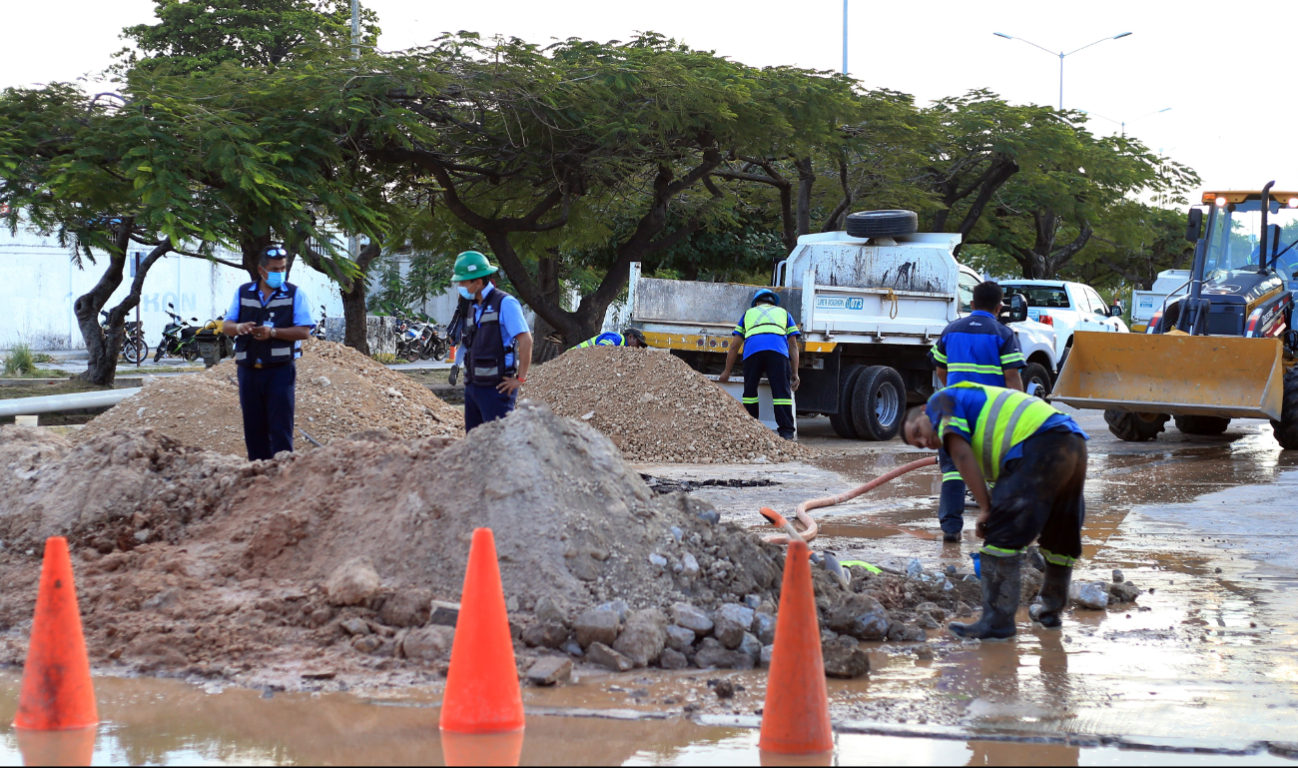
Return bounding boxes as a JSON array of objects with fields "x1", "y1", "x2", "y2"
[{"x1": 3, "y1": 0, "x2": 1295, "y2": 202}]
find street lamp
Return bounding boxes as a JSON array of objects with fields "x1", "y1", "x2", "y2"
[
  {"x1": 1080, "y1": 107, "x2": 1171, "y2": 138},
  {"x1": 842, "y1": 0, "x2": 849, "y2": 74},
  {"x1": 993, "y1": 31, "x2": 1133, "y2": 110}
]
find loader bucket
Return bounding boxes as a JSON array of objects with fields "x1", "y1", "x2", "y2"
[{"x1": 1051, "y1": 331, "x2": 1286, "y2": 420}]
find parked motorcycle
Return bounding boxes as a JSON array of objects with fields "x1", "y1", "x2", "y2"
[
  {"x1": 100, "y1": 310, "x2": 149, "y2": 365},
  {"x1": 311, "y1": 305, "x2": 328, "y2": 341},
  {"x1": 154, "y1": 304, "x2": 201, "y2": 362},
  {"x1": 194, "y1": 315, "x2": 233, "y2": 368}
]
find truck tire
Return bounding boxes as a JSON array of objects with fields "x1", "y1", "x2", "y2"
[
  {"x1": 1105, "y1": 410, "x2": 1169, "y2": 442},
  {"x1": 1270, "y1": 367, "x2": 1298, "y2": 450},
  {"x1": 1021, "y1": 362, "x2": 1052, "y2": 397},
  {"x1": 1174, "y1": 415, "x2": 1231, "y2": 436},
  {"x1": 829, "y1": 366, "x2": 865, "y2": 439},
  {"x1": 850, "y1": 365, "x2": 906, "y2": 441},
  {"x1": 844, "y1": 210, "x2": 918, "y2": 239}
]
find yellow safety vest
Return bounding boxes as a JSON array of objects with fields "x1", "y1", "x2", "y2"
[
  {"x1": 945, "y1": 382, "x2": 1060, "y2": 481},
  {"x1": 577, "y1": 333, "x2": 624, "y2": 348},
  {"x1": 740, "y1": 305, "x2": 791, "y2": 338}
]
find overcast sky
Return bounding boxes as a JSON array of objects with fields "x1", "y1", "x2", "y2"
[{"x1": 3, "y1": 0, "x2": 1293, "y2": 202}]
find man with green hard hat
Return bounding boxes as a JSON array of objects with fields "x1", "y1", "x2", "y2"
[{"x1": 452, "y1": 251, "x2": 533, "y2": 431}]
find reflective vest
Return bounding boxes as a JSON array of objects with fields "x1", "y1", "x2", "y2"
[
  {"x1": 233, "y1": 282, "x2": 298, "y2": 367},
  {"x1": 462, "y1": 288, "x2": 516, "y2": 387},
  {"x1": 946, "y1": 382, "x2": 1059, "y2": 481},
  {"x1": 741, "y1": 305, "x2": 790, "y2": 339},
  {"x1": 578, "y1": 332, "x2": 625, "y2": 348}
]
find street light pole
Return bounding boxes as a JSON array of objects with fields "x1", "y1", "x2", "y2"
[
  {"x1": 1080, "y1": 107, "x2": 1171, "y2": 138},
  {"x1": 993, "y1": 31, "x2": 1132, "y2": 110},
  {"x1": 351, "y1": 0, "x2": 360, "y2": 60},
  {"x1": 842, "y1": 0, "x2": 848, "y2": 75}
]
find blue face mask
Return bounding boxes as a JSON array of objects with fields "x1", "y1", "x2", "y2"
[
  {"x1": 457, "y1": 286, "x2": 473, "y2": 300},
  {"x1": 264, "y1": 271, "x2": 285, "y2": 290}
]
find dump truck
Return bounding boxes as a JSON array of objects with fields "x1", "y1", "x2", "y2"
[
  {"x1": 1052, "y1": 184, "x2": 1298, "y2": 447},
  {"x1": 627, "y1": 210, "x2": 1059, "y2": 440}
]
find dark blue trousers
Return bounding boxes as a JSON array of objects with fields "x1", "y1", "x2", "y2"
[
  {"x1": 938, "y1": 447, "x2": 967, "y2": 535},
  {"x1": 465, "y1": 382, "x2": 517, "y2": 432},
  {"x1": 237, "y1": 363, "x2": 296, "y2": 461}
]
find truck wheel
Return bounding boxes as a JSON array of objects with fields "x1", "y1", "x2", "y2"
[
  {"x1": 1105, "y1": 410, "x2": 1169, "y2": 442},
  {"x1": 828, "y1": 366, "x2": 864, "y2": 439},
  {"x1": 1174, "y1": 415, "x2": 1231, "y2": 436},
  {"x1": 844, "y1": 210, "x2": 918, "y2": 239},
  {"x1": 850, "y1": 365, "x2": 906, "y2": 441},
  {"x1": 1021, "y1": 362, "x2": 1052, "y2": 397},
  {"x1": 1270, "y1": 367, "x2": 1298, "y2": 450}
]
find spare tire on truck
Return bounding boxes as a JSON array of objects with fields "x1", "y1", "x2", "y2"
[{"x1": 845, "y1": 210, "x2": 918, "y2": 239}]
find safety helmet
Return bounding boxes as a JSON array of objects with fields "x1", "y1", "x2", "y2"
[
  {"x1": 622, "y1": 328, "x2": 647, "y2": 347},
  {"x1": 452, "y1": 250, "x2": 499, "y2": 282},
  {"x1": 751, "y1": 288, "x2": 780, "y2": 307}
]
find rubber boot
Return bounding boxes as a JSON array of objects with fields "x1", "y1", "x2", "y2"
[
  {"x1": 949, "y1": 552, "x2": 1021, "y2": 641},
  {"x1": 1028, "y1": 563, "x2": 1072, "y2": 630}
]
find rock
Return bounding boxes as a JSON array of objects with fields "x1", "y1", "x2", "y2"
[
  {"x1": 649, "y1": 553, "x2": 668, "y2": 570},
  {"x1": 826, "y1": 594, "x2": 890, "y2": 641},
  {"x1": 899, "y1": 624, "x2": 926, "y2": 643},
  {"x1": 665, "y1": 625, "x2": 696, "y2": 652},
  {"x1": 586, "y1": 642, "x2": 634, "y2": 672},
  {"x1": 697, "y1": 510, "x2": 721, "y2": 525},
  {"x1": 428, "y1": 601, "x2": 460, "y2": 627},
  {"x1": 670, "y1": 603, "x2": 713, "y2": 634},
  {"x1": 378, "y1": 588, "x2": 433, "y2": 628},
  {"x1": 744, "y1": 594, "x2": 762, "y2": 610},
  {"x1": 352, "y1": 635, "x2": 382, "y2": 654},
  {"x1": 1108, "y1": 581, "x2": 1141, "y2": 603},
  {"x1": 760, "y1": 644, "x2": 774, "y2": 668},
  {"x1": 659, "y1": 648, "x2": 689, "y2": 670},
  {"x1": 956, "y1": 602, "x2": 974, "y2": 618},
  {"x1": 613, "y1": 609, "x2": 668, "y2": 668},
  {"x1": 752, "y1": 612, "x2": 776, "y2": 646},
  {"x1": 325, "y1": 557, "x2": 381, "y2": 607},
  {"x1": 526, "y1": 657, "x2": 573, "y2": 686},
  {"x1": 713, "y1": 604, "x2": 755, "y2": 649},
  {"x1": 1070, "y1": 581, "x2": 1110, "y2": 610},
  {"x1": 915, "y1": 602, "x2": 947, "y2": 622},
  {"x1": 670, "y1": 526, "x2": 684, "y2": 542},
  {"x1": 738, "y1": 632, "x2": 762, "y2": 661},
  {"x1": 821, "y1": 636, "x2": 870, "y2": 679},
  {"x1": 595, "y1": 600, "x2": 631, "y2": 623},
  {"x1": 534, "y1": 596, "x2": 568, "y2": 626},
  {"x1": 906, "y1": 559, "x2": 924, "y2": 578},
  {"x1": 713, "y1": 679, "x2": 736, "y2": 699},
  {"x1": 1112, "y1": 569, "x2": 1125, "y2": 583},
  {"x1": 561, "y1": 641, "x2": 583, "y2": 658},
  {"x1": 916, "y1": 614, "x2": 939, "y2": 630},
  {"x1": 694, "y1": 638, "x2": 755, "y2": 670},
  {"x1": 573, "y1": 608, "x2": 621, "y2": 649},
  {"x1": 681, "y1": 553, "x2": 701, "y2": 579},
  {"x1": 340, "y1": 618, "x2": 371, "y2": 636},
  {"x1": 401, "y1": 626, "x2": 455, "y2": 661},
  {"x1": 522, "y1": 621, "x2": 569, "y2": 649}
]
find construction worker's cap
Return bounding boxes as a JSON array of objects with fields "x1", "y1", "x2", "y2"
[
  {"x1": 751, "y1": 288, "x2": 780, "y2": 307},
  {"x1": 622, "y1": 328, "x2": 647, "y2": 346},
  {"x1": 452, "y1": 251, "x2": 499, "y2": 282}
]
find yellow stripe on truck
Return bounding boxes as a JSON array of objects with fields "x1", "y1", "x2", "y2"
[{"x1": 640, "y1": 331, "x2": 836, "y2": 354}]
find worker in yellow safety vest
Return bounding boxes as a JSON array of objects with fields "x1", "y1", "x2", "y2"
[
  {"x1": 902, "y1": 382, "x2": 1090, "y2": 640},
  {"x1": 576, "y1": 328, "x2": 647, "y2": 349},
  {"x1": 719, "y1": 289, "x2": 800, "y2": 440}
]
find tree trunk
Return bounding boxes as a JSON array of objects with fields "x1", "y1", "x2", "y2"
[
  {"x1": 240, "y1": 235, "x2": 272, "y2": 284},
  {"x1": 341, "y1": 242, "x2": 382, "y2": 355},
  {"x1": 794, "y1": 157, "x2": 815, "y2": 240},
  {"x1": 529, "y1": 253, "x2": 566, "y2": 364},
  {"x1": 75, "y1": 221, "x2": 135, "y2": 387}
]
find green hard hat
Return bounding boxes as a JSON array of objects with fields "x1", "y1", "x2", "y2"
[{"x1": 452, "y1": 250, "x2": 498, "y2": 282}]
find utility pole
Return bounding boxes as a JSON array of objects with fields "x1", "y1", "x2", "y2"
[
  {"x1": 993, "y1": 31, "x2": 1131, "y2": 111},
  {"x1": 842, "y1": 0, "x2": 848, "y2": 75}
]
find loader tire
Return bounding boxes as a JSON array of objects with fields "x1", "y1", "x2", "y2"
[
  {"x1": 1105, "y1": 410, "x2": 1169, "y2": 442},
  {"x1": 850, "y1": 365, "x2": 905, "y2": 441},
  {"x1": 828, "y1": 365, "x2": 865, "y2": 439},
  {"x1": 844, "y1": 209, "x2": 918, "y2": 239},
  {"x1": 1271, "y1": 367, "x2": 1298, "y2": 450},
  {"x1": 1021, "y1": 362, "x2": 1052, "y2": 397},
  {"x1": 1174, "y1": 415, "x2": 1231, "y2": 436}
]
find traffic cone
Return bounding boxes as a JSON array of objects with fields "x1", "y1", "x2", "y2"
[
  {"x1": 759, "y1": 539, "x2": 833, "y2": 756},
  {"x1": 439, "y1": 528, "x2": 525, "y2": 735},
  {"x1": 441, "y1": 730, "x2": 525, "y2": 767},
  {"x1": 15, "y1": 727, "x2": 97, "y2": 766},
  {"x1": 448, "y1": 345, "x2": 457, "y2": 363},
  {"x1": 14, "y1": 537, "x2": 98, "y2": 731}
]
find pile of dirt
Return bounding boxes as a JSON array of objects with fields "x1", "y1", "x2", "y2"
[
  {"x1": 76, "y1": 340, "x2": 462, "y2": 456},
  {"x1": 525, "y1": 347, "x2": 812, "y2": 464}
]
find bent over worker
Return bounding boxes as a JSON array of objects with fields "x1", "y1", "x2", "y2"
[
  {"x1": 929, "y1": 281, "x2": 1026, "y2": 542},
  {"x1": 452, "y1": 251, "x2": 533, "y2": 431},
  {"x1": 222, "y1": 245, "x2": 315, "y2": 461},
  {"x1": 902, "y1": 382, "x2": 1089, "y2": 640},
  {"x1": 577, "y1": 328, "x2": 647, "y2": 348},
  {"x1": 719, "y1": 289, "x2": 800, "y2": 440}
]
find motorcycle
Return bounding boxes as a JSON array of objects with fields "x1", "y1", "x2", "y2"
[
  {"x1": 311, "y1": 305, "x2": 328, "y2": 341},
  {"x1": 154, "y1": 304, "x2": 201, "y2": 362},
  {"x1": 100, "y1": 310, "x2": 149, "y2": 365},
  {"x1": 395, "y1": 316, "x2": 420, "y2": 361},
  {"x1": 414, "y1": 315, "x2": 449, "y2": 361},
  {"x1": 194, "y1": 315, "x2": 233, "y2": 368}
]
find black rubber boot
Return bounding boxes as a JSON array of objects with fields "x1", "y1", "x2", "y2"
[
  {"x1": 949, "y1": 552, "x2": 1021, "y2": 641},
  {"x1": 1029, "y1": 563, "x2": 1072, "y2": 629}
]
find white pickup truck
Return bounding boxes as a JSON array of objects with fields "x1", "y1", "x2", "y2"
[
  {"x1": 998, "y1": 279, "x2": 1128, "y2": 366},
  {"x1": 627, "y1": 225, "x2": 1058, "y2": 441}
]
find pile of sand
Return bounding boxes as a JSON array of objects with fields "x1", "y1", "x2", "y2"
[
  {"x1": 76, "y1": 340, "x2": 462, "y2": 456},
  {"x1": 525, "y1": 347, "x2": 812, "y2": 464}
]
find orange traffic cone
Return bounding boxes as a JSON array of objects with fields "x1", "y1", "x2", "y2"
[
  {"x1": 15, "y1": 537, "x2": 98, "y2": 731},
  {"x1": 448, "y1": 345, "x2": 457, "y2": 363},
  {"x1": 439, "y1": 528, "x2": 525, "y2": 735},
  {"x1": 759, "y1": 539, "x2": 833, "y2": 756},
  {"x1": 441, "y1": 729, "x2": 525, "y2": 767},
  {"x1": 15, "y1": 727, "x2": 97, "y2": 766}
]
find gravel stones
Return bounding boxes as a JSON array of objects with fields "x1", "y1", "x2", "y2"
[
  {"x1": 1070, "y1": 581, "x2": 1110, "y2": 610},
  {"x1": 693, "y1": 638, "x2": 755, "y2": 670},
  {"x1": 586, "y1": 642, "x2": 634, "y2": 672},
  {"x1": 522, "y1": 621, "x2": 569, "y2": 650},
  {"x1": 526, "y1": 656, "x2": 573, "y2": 686},
  {"x1": 753, "y1": 612, "x2": 776, "y2": 645},
  {"x1": 378, "y1": 588, "x2": 433, "y2": 628},
  {"x1": 822, "y1": 636, "x2": 870, "y2": 679},
  {"x1": 659, "y1": 648, "x2": 690, "y2": 670},
  {"x1": 612, "y1": 609, "x2": 668, "y2": 667},
  {"x1": 665, "y1": 625, "x2": 696, "y2": 651},
  {"x1": 325, "y1": 558, "x2": 381, "y2": 607},
  {"x1": 400, "y1": 626, "x2": 455, "y2": 661},
  {"x1": 574, "y1": 608, "x2": 621, "y2": 649},
  {"x1": 671, "y1": 603, "x2": 714, "y2": 634},
  {"x1": 713, "y1": 604, "x2": 755, "y2": 649},
  {"x1": 826, "y1": 594, "x2": 889, "y2": 641}
]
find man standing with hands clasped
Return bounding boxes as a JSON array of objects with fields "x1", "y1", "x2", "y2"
[
  {"x1": 452, "y1": 251, "x2": 533, "y2": 431},
  {"x1": 222, "y1": 245, "x2": 315, "y2": 461}
]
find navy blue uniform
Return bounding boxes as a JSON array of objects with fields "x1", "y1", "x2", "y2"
[
  {"x1": 462, "y1": 285, "x2": 530, "y2": 431},
  {"x1": 229, "y1": 282, "x2": 313, "y2": 461},
  {"x1": 928, "y1": 310, "x2": 1025, "y2": 537}
]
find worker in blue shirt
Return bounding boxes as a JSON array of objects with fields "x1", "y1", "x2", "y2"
[
  {"x1": 221, "y1": 245, "x2": 315, "y2": 461},
  {"x1": 452, "y1": 251, "x2": 533, "y2": 431},
  {"x1": 902, "y1": 382, "x2": 1089, "y2": 640},
  {"x1": 719, "y1": 289, "x2": 801, "y2": 440},
  {"x1": 928, "y1": 281, "x2": 1025, "y2": 542},
  {"x1": 577, "y1": 329, "x2": 647, "y2": 348}
]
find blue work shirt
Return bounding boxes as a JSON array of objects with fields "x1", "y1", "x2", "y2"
[
  {"x1": 929, "y1": 310, "x2": 1024, "y2": 386},
  {"x1": 732, "y1": 306, "x2": 801, "y2": 359},
  {"x1": 228, "y1": 282, "x2": 315, "y2": 359},
  {"x1": 472, "y1": 284, "x2": 530, "y2": 369},
  {"x1": 925, "y1": 386, "x2": 1088, "y2": 471}
]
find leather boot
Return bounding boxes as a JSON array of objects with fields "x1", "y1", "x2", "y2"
[
  {"x1": 949, "y1": 552, "x2": 1021, "y2": 641},
  {"x1": 1028, "y1": 563, "x2": 1072, "y2": 629}
]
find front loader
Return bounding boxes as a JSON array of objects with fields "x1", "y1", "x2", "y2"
[{"x1": 1052, "y1": 183, "x2": 1298, "y2": 448}]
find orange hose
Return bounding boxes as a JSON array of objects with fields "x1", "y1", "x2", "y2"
[{"x1": 762, "y1": 456, "x2": 939, "y2": 545}]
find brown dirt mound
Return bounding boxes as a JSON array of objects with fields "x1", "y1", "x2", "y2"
[
  {"x1": 525, "y1": 347, "x2": 812, "y2": 464},
  {"x1": 76, "y1": 340, "x2": 462, "y2": 457}
]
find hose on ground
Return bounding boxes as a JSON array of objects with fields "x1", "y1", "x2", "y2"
[{"x1": 762, "y1": 455, "x2": 939, "y2": 545}]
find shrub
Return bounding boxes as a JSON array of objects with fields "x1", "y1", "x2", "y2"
[{"x1": 3, "y1": 344, "x2": 36, "y2": 376}]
